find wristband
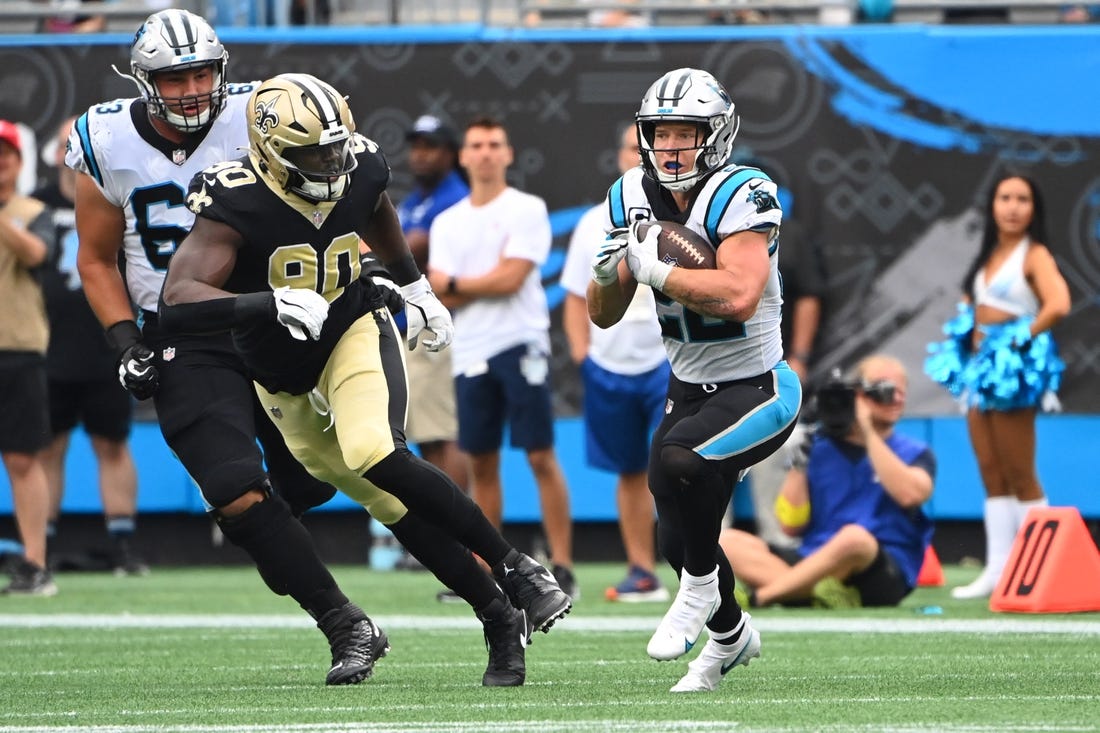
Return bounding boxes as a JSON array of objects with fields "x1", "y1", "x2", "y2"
[
  {"x1": 387, "y1": 253, "x2": 421, "y2": 286},
  {"x1": 775, "y1": 494, "x2": 810, "y2": 529},
  {"x1": 105, "y1": 320, "x2": 142, "y2": 358},
  {"x1": 234, "y1": 292, "x2": 277, "y2": 324}
]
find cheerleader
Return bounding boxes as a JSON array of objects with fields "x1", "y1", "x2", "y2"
[{"x1": 925, "y1": 173, "x2": 1070, "y2": 599}]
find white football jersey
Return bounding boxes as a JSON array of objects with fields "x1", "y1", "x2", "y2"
[
  {"x1": 602, "y1": 165, "x2": 784, "y2": 384},
  {"x1": 66, "y1": 84, "x2": 255, "y2": 313}
]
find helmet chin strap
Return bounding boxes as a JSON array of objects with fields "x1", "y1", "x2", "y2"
[{"x1": 111, "y1": 63, "x2": 218, "y2": 133}]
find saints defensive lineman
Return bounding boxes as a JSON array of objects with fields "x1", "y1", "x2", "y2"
[
  {"x1": 71, "y1": 9, "x2": 396, "y2": 686},
  {"x1": 587, "y1": 68, "x2": 802, "y2": 692},
  {"x1": 159, "y1": 73, "x2": 572, "y2": 687}
]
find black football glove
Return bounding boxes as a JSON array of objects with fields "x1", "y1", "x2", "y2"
[{"x1": 106, "y1": 320, "x2": 159, "y2": 401}]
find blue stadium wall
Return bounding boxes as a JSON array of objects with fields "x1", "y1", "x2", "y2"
[{"x1": 1, "y1": 25, "x2": 1097, "y2": 521}]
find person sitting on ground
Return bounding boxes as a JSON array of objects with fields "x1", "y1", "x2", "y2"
[{"x1": 720, "y1": 354, "x2": 934, "y2": 608}]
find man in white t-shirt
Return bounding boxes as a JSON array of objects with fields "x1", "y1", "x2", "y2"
[
  {"x1": 427, "y1": 117, "x2": 576, "y2": 599},
  {"x1": 561, "y1": 122, "x2": 669, "y2": 603}
]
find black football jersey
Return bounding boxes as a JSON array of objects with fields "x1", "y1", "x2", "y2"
[{"x1": 186, "y1": 136, "x2": 389, "y2": 394}]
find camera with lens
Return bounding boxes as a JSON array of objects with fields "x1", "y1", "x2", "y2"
[{"x1": 814, "y1": 368, "x2": 897, "y2": 438}]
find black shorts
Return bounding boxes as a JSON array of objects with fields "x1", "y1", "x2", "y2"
[
  {"x1": 48, "y1": 377, "x2": 132, "y2": 440},
  {"x1": 768, "y1": 543, "x2": 911, "y2": 607},
  {"x1": 650, "y1": 371, "x2": 800, "y2": 500},
  {"x1": 847, "y1": 547, "x2": 912, "y2": 607},
  {"x1": 0, "y1": 356, "x2": 51, "y2": 453},
  {"x1": 144, "y1": 323, "x2": 335, "y2": 512}
]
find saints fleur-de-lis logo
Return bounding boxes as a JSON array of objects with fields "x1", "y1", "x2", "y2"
[
  {"x1": 186, "y1": 183, "x2": 213, "y2": 214},
  {"x1": 255, "y1": 98, "x2": 279, "y2": 134}
]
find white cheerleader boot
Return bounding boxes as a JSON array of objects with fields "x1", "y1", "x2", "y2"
[{"x1": 952, "y1": 496, "x2": 1018, "y2": 599}]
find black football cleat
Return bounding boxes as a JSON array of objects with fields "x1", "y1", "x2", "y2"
[
  {"x1": 478, "y1": 597, "x2": 528, "y2": 687},
  {"x1": 493, "y1": 550, "x2": 572, "y2": 638},
  {"x1": 316, "y1": 603, "x2": 390, "y2": 685},
  {"x1": 1, "y1": 559, "x2": 57, "y2": 596}
]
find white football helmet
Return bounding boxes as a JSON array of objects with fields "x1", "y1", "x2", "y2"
[
  {"x1": 635, "y1": 68, "x2": 740, "y2": 192},
  {"x1": 247, "y1": 73, "x2": 359, "y2": 203},
  {"x1": 125, "y1": 9, "x2": 228, "y2": 132}
]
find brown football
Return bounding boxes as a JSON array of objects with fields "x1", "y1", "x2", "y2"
[{"x1": 633, "y1": 220, "x2": 717, "y2": 270}]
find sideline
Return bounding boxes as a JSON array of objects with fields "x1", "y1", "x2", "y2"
[{"x1": 1, "y1": 613, "x2": 1099, "y2": 634}]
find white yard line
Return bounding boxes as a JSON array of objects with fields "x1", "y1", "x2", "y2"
[
  {"x1": 1, "y1": 614, "x2": 1099, "y2": 634},
  {"x1": 0, "y1": 721, "x2": 1095, "y2": 733}
]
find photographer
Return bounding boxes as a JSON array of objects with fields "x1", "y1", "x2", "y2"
[{"x1": 719, "y1": 354, "x2": 934, "y2": 608}]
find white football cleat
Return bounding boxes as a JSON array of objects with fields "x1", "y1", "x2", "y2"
[
  {"x1": 647, "y1": 574, "x2": 721, "y2": 661},
  {"x1": 671, "y1": 617, "x2": 762, "y2": 693}
]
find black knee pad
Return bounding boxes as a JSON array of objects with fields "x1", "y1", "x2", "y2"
[
  {"x1": 202, "y1": 458, "x2": 271, "y2": 510},
  {"x1": 216, "y1": 493, "x2": 345, "y2": 615},
  {"x1": 660, "y1": 444, "x2": 713, "y2": 486},
  {"x1": 216, "y1": 491, "x2": 293, "y2": 546}
]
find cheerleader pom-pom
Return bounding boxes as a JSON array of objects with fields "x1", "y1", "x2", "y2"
[
  {"x1": 941, "y1": 302, "x2": 975, "y2": 339},
  {"x1": 924, "y1": 343, "x2": 966, "y2": 395},
  {"x1": 970, "y1": 318, "x2": 1065, "y2": 411},
  {"x1": 925, "y1": 303, "x2": 974, "y2": 395}
]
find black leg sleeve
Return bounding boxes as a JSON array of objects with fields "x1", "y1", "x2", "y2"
[
  {"x1": 216, "y1": 493, "x2": 348, "y2": 620},
  {"x1": 659, "y1": 444, "x2": 735, "y2": 577},
  {"x1": 387, "y1": 513, "x2": 504, "y2": 612},
  {"x1": 364, "y1": 448, "x2": 512, "y2": 567}
]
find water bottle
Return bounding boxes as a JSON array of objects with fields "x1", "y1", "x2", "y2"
[{"x1": 369, "y1": 520, "x2": 402, "y2": 571}]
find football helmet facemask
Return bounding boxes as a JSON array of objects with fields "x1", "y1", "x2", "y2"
[
  {"x1": 124, "y1": 9, "x2": 229, "y2": 133},
  {"x1": 247, "y1": 73, "x2": 359, "y2": 203},
  {"x1": 636, "y1": 68, "x2": 740, "y2": 193}
]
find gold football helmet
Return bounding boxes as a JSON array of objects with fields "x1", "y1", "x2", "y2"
[{"x1": 247, "y1": 73, "x2": 358, "y2": 202}]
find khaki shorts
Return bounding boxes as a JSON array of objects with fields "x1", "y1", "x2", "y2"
[{"x1": 405, "y1": 344, "x2": 458, "y2": 444}]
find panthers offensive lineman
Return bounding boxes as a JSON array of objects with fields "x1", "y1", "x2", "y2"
[
  {"x1": 72, "y1": 9, "x2": 399, "y2": 686},
  {"x1": 587, "y1": 68, "x2": 802, "y2": 692},
  {"x1": 158, "y1": 74, "x2": 572, "y2": 686}
]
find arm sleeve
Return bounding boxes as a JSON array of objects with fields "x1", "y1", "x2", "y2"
[{"x1": 158, "y1": 291, "x2": 274, "y2": 335}]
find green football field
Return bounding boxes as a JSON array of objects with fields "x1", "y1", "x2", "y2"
[{"x1": 1, "y1": 563, "x2": 1098, "y2": 732}]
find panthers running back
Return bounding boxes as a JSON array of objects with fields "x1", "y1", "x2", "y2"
[
  {"x1": 160, "y1": 73, "x2": 573, "y2": 687},
  {"x1": 587, "y1": 67, "x2": 802, "y2": 693},
  {"x1": 602, "y1": 163, "x2": 784, "y2": 384}
]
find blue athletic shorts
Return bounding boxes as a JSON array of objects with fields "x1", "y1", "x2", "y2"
[
  {"x1": 455, "y1": 343, "x2": 554, "y2": 454},
  {"x1": 581, "y1": 357, "x2": 669, "y2": 474}
]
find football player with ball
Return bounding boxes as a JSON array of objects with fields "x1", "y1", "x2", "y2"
[{"x1": 587, "y1": 67, "x2": 803, "y2": 692}]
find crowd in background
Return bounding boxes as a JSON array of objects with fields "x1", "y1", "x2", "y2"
[{"x1": 20, "y1": 0, "x2": 1100, "y2": 30}]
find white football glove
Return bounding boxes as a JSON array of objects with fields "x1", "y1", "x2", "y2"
[
  {"x1": 590, "y1": 227, "x2": 630, "y2": 286},
  {"x1": 626, "y1": 222, "x2": 673, "y2": 290},
  {"x1": 401, "y1": 275, "x2": 453, "y2": 352},
  {"x1": 273, "y1": 286, "x2": 330, "y2": 341}
]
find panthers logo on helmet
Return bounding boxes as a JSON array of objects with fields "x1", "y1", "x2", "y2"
[{"x1": 254, "y1": 98, "x2": 279, "y2": 135}]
